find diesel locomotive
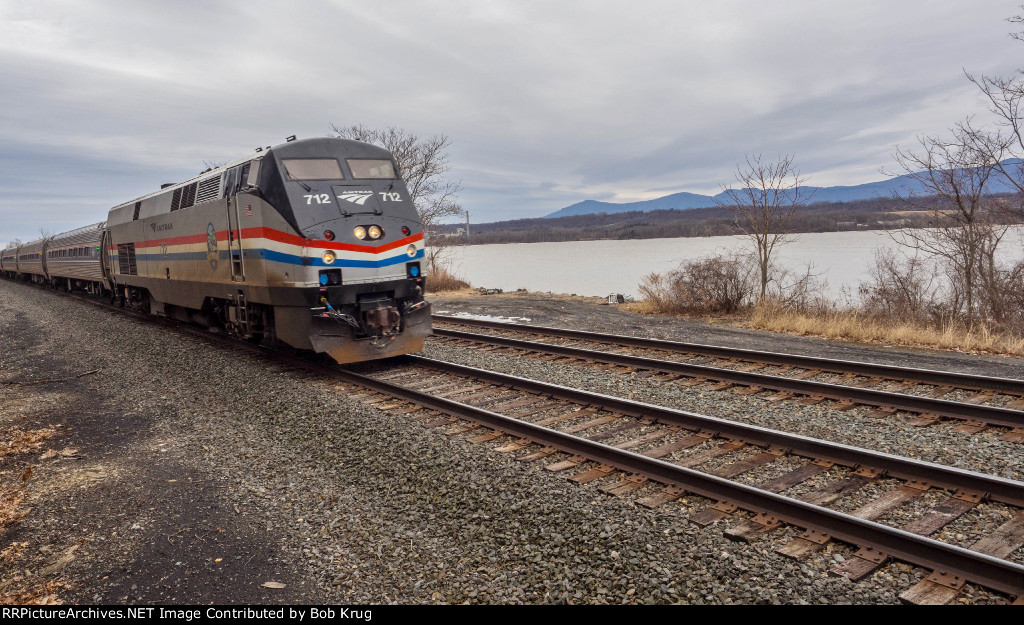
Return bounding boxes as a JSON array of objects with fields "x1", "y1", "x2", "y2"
[{"x1": 0, "y1": 137, "x2": 432, "y2": 364}]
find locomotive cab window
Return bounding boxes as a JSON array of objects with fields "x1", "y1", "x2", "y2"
[
  {"x1": 282, "y1": 159, "x2": 344, "y2": 181},
  {"x1": 347, "y1": 159, "x2": 397, "y2": 179}
]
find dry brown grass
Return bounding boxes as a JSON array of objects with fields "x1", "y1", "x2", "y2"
[
  {"x1": 427, "y1": 267, "x2": 472, "y2": 292},
  {"x1": 622, "y1": 300, "x2": 663, "y2": 315},
  {"x1": 627, "y1": 296, "x2": 1024, "y2": 356},
  {"x1": 746, "y1": 304, "x2": 1024, "y2": 356}
]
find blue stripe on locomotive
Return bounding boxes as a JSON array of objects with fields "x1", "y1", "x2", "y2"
[{"x1": 113, "y1": 248, "x2": 424, "y2": 268}]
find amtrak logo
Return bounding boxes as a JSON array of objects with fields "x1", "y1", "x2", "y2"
[{"x1": 337, "y1": 191, "x2": 373, "y2": 205}]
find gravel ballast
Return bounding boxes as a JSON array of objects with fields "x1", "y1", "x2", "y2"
[
  {"x1": 421, "y1": 339, "x2": 1024, "y2": 481},
  {"x1": 0, "y1": 280, "x2": 1017, "y2": 604}
]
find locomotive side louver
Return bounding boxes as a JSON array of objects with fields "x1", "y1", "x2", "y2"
[
  {"x1": 195, "y1": 175, "x2": 221, "y2": 205},
  {"x1": 181, "y1": 182, "x2": 197, "y2": 209},
  {"x1": 171, "y1": 188, "x2": 183, "y2": 211},
  {"x1": 117, "y1": 243, "x2": 137, "y2": 275},
  {"x1": 127, "y1": 243, "x2": 137, "y2": 275}
]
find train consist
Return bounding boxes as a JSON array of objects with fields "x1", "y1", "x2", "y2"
[{"x1": 0, "y1": 137, "x2": 432, "y2": 364}]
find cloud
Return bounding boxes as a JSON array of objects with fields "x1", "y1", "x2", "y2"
[{"x1": 0, "y1": 0, "x2": 1020, "y2": 242}]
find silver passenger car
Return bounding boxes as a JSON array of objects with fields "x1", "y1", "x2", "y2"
[
  {"x1": 0, "y1": 246, "x2": 17, "y2": 276},
  {"x1": 16, "y1": 238, "x2": 48, "y2": 282},
  {"x1": 45, "y1": 223, "x2": 107, "y2": 291}
]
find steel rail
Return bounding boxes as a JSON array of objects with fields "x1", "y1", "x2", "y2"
[
  {"x1": 402, "y1": 355, "x2": 1024, "y2": 508},
  {"x1": 334, "y1": 361, "x2": 1024, "y2": 597},
  {"x1": 433, "y1": 327, "x2": 1024, "y2": 429},
  {"x1": 433, "y1": 314, "x2": 1024, "y2": 396}
]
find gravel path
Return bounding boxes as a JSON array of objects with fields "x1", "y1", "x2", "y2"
[{"x1": 0, "y1": 279, "x2": 1016, "y2": 604}]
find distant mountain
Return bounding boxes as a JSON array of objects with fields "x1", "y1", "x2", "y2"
[
  {"x1": 552, "y1": 192, "x2": 719, "y2": 218},
  {"x1": 544, "y1": 165, "x2": 1021, "y2": 218}
]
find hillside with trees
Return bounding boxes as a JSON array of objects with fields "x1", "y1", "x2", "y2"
[{"x1": 441, "y1": 194, "x2": 1022, "y2": 246}]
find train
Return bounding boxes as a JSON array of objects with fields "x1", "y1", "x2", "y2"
[{"x1": 0, "y1": 137, "x2": 432, "y2": 364}]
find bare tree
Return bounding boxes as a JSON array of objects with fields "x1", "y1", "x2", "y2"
[
  {"x1": 861, "y1": 7, "x2": 1024, "y2": 330},
  {"x1": 962, "y1": 7, "x2": 1024, "y2": 219},
  {"x1": 963, "y1": 74, "x2": 1024, "y2": 216},
  {"x1": 329, "y1": 124, "x2": 463, "y2": 272},
  {"x1": 889, "y1": 126, "x2": 1009, "y2": 322},
  {"x1": 716, "y1": 154, "x2": 813, "y2": 301},
  {"x1": 1010, "y1": 4, "x2": 1024, "y2": 41}
]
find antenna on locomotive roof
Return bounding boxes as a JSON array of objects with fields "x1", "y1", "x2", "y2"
[
  {"x1": 286, "y1": 135, "x2": 297, "y2": 142},
  {"x1": 255, "y1": 147, "x2": 263, "y2": 152}
]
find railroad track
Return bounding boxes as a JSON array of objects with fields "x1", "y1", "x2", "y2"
[
  {"x1": 309, "y1": 356, "x2": 1024, "y2": 604},
  {"x1": 9, "y1": 281, "x2": 1024, "y2": 603},
  {"x1": 432, "y1": 315, "x2": 1024, "y2": 395},
  {"x1": 155, "y1": 307, "x2": 1024, "y2": 605},
  {"x1": 432, "y1": 315, "x2": 1024, "y2": 437}
]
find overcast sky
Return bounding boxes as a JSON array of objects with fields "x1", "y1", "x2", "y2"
[{"x1": 1, "y1": 0, "x2": 1021, "y2": 244}]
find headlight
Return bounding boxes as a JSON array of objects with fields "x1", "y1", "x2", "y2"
[
  {"x1": 406, "y1": 244, "x2": 417, "y2": 258},
  {"x1": 368, "y1": 225, "x2": 382, "y2": 240},
  {"x1": 353, "y1": 226, "x2": 367, "y2": 240},
  {"x1": 322, "y1": 251, "x2": 337, "y2": 264}
]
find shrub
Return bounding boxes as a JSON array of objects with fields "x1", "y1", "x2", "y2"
[
  {"x1": 857, "y1": 248, "x2": 940, "y2": 324},
  {"x1": 427, "y1": 267, "x2": 471, "y2": 292},
  {"x1": 639, "y1": 253, "x2": 756, "y2": 314}
]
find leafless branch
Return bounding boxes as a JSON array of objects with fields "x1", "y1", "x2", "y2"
[
  {"x1": 715, "y1": 154, "x2": 813, "y2": 301},
  {"x1": 889, "y1": 124, "x2": 1014, "y2": 323},
  {"x1": 329, "y1": 124, "x2": 464, "y2": 272}
]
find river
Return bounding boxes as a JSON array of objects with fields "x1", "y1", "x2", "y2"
[{"x1": 441, "y1": 228, "x2": 1024, "y2": 300}]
